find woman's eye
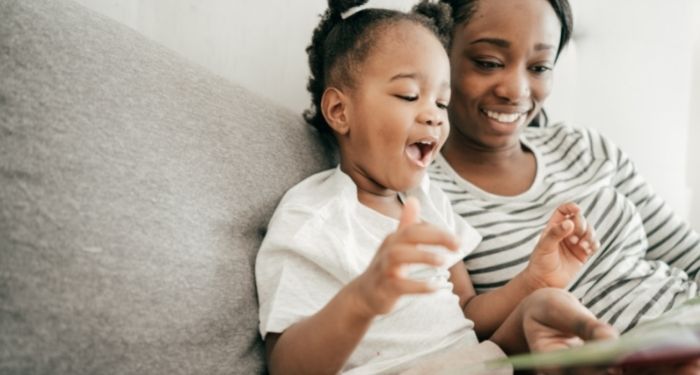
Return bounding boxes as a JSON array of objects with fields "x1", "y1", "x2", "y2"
[
  {"x1": 530, "y1": 65, "x2": 553, "y2": 74},
  {"x1": 474, "y1": 59, "x2": 503, "y2": 70},
  {"x1": 396, "y1": 95, "x2": 418, "y2": 102}
]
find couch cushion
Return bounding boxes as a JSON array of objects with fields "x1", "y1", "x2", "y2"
[{"x1": 0, "y1": 0, "x2": 334, "y2": 373}]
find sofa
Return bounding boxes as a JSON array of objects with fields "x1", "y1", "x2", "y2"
[{"x1": 0, "y1": 0, "x2": 336, "y2": 373}]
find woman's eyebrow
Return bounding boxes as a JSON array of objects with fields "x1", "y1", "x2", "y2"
[
  {"x1": 469, "y1": 38, "x2": 555, "y2": 52},
  {"x1": 470, "y1": 37, "x2": 509, "y2": 48},
  {"x1": 534, "y1": 43, "x2": 555, "y2": 51}
]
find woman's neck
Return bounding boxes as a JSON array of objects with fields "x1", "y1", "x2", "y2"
[
  {"x1": 442, "y1": 131, "x2": 527, "y2": 169},
  {"x1": 441, "y1": 130, "x2": 537, "y2": 196}
]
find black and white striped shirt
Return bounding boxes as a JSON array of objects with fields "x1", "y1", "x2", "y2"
[{"x1": 429, "y1": 123, "x2": 700, "y2": 332}]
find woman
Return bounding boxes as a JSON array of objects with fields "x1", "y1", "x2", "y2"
[{"x1": 431, "y1": 0, "x2": 700, "y2": 335}]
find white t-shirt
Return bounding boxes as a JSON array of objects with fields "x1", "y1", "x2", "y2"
[{"x1": 256, "y1": 167, "x2": 482, "y2": 374}]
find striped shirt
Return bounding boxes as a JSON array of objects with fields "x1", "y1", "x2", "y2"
[{"x1": 429, "y1": 123, "x2": 700, "y2": 332}]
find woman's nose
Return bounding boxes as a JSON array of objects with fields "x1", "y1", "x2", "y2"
[{"x1": 494, "y1": 67, "x2": 531, "y2": 102}]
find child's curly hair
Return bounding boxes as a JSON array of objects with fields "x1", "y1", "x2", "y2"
[{"x1": 303, "y1": 0, "x2": 453, "y2": 135}]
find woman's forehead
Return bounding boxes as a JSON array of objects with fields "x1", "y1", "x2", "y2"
[{"x1": 456, "y1": 0, "x2": 560, "y2": 46}]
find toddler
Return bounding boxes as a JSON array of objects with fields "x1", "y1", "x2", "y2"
[{"x1": 255, "y1": 0, "x2": 608, "y2": 373}]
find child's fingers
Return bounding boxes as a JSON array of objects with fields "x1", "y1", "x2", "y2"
[
  {"x1": 539, "y1": 218, "x2": 575, "y2": 252},
  {"x1": 398, "y1": 196, "x2": 420, "y2": 230},
  {"x1": 397, "y1": 223, "x2": 460, "y2": 251},
  {"x1": 392, "y1": 277, "x2": 439, "y2": 295},
  {"x1": 552, "y1": 202, "x2": 580, "y2": 223},
  {"x1": 569, "y1": 244, "x2": 591, "y2": 263},
  {"x1": 384, "y1": 245, "x2": 445, "y2": 276},
  {"x1": 572, "y1": 224, "x2": 599, "y2": 259},
  {"x1": 566, "y1": 212, "x2": 588, "y2": 245}
]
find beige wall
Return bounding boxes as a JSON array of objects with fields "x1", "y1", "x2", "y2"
[{"x1": 75, "y1": 0, "x2": 700, "y2": 229}]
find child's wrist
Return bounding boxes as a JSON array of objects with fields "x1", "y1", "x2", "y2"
[
  {"x1": 345, "y1": 278, "x2": 380, "y2": 321},
  {"x1": 519, "y1": 267, "x2": 549, "y2": 293}
]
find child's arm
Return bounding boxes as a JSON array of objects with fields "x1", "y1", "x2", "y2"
[
  {"x1": 265, "y1": 199, "x2": 460, "y2": 375},
  {"x1": 451, "y1": 203, "x2": 598, "y2": 340}
]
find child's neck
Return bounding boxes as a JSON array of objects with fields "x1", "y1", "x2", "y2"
[
  {"x1": 357, "y1": 190, "x2": 403, "y2": 220},
  {"x1": 339, "y1": 163, "x2": 404, "y2": 220}
]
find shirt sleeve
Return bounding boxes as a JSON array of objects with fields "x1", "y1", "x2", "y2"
[
  {"x1": 255, "y1": 205, "x2": 345, "y2": 339},
  {"x1": 589, "y1": 127, "x2": 700, "y2": 277}
]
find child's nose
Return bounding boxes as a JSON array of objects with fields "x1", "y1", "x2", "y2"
[{"x1": 417, "y1": 107, "x2": 444, "y2": 126}]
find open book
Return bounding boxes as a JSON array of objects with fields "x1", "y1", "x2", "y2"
[{"x1": 483, "y1": 297, "x2": 700, "y2": 371}]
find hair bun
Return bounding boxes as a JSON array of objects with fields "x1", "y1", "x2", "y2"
[
  {"x1": 328, "y1": 0, "x2": 369, "y2": 18},
  {"x1": 412, "y1": 0, "x2": 453, "y2": 42}
]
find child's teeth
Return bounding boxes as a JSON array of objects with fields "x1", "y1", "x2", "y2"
[{"x1": 485, "y1": 110, "x2": 523, "y2": 123}]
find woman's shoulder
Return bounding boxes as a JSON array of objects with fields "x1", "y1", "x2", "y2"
[
  {"x1": 523, "y1": 123, "x2": 622, "y2": 162},
  {"x1": 522, "y1": 122, "x2": 587, "y2": 142}
]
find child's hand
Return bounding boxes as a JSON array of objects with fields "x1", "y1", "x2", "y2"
[
  {"x1": 526, "y1": 203, "x2": 599, "y2": 289},
  {"x1": 352, "y1": 197, "x2": 460, "y2": 317}
]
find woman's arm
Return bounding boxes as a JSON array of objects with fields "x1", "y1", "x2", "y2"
[{"x1": 594, "y1": 128, "x2": 699, "y2": 277}]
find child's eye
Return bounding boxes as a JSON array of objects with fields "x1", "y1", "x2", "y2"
[
  {"x1": 473, "y1": 59, "x2": 503, "y2": 70},
  {"x1": 396, "y1": 94, "x2": 418, "y2": 102},
  {"x1": 436, "y1": 102, "x2": 448, "y2": 110}
]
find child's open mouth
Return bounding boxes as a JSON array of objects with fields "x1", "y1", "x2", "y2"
[{"x1": 406, "y1": 139, "x2": 437, "y2": 168}]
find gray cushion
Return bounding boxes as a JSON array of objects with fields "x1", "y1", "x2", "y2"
[{"x1": 0, "y1": 0, "x2": 334, "y2": 373}]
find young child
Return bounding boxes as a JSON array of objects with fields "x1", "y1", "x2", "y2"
[{"x1": 255, "y1": 1, "x2": 610, "y2": 373}]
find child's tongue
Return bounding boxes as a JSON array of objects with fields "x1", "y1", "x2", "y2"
[{"x1": 407, "y1": 143, "x2": 422, "y2": 163}]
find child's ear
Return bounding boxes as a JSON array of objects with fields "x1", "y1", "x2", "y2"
[{"x1": 321, "y1": 87, "x2": 350, "y2": 135}]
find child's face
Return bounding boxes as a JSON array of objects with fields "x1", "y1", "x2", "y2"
[{"x1": 341, "y1": 22, "x2": 451, "y2": 194}]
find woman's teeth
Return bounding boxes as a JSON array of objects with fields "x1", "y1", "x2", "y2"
[{"x1": 484, "y1": 109, "x2": 525, "y2": 123}]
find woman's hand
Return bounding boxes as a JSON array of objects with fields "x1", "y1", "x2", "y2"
[
  {"x1": 522, "y1": 288, "x2": 617, "y2": 353},
  {"x1": 490, "y1": 288, "x2": 615, "y2": 358},
  {"x1": 522, "y1": 290, "x2": 700, "y2": 375},
  {"x1": 525, "y1": 203, "x2": 599, "y2": 289},
  {"x1": 522, "y1": 289, "x2": 620, "y2": 375},
  {"x1": 352, "y1": 197, "x2": 460, "y2": 317}
]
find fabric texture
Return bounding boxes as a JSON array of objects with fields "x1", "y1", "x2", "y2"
[
  {"x1": 256, "y1": 167, "x2": 481, "y2": 374},
  {"x1": 0, "y1": 0, "x2": 334, "y2": 373},
  {"x1": 429, "y1": 123, "x2": 699, "y2": 333},
  {"x1": 400, "y1": 340, "x2": 509, "y2": 375}
]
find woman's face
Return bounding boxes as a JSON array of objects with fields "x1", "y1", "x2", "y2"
[{"x1": 448, "y1": 0, "x2": 561, "y2": 150}]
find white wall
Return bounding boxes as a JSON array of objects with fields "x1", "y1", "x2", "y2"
[
  {"x1": 75, "y1": 0, "x2": 700, "y2": 229},
  {"x1": 689, "y1": 1, "x2": 700, "y2": 233},
  {"x1": 547, "y1": 0, "x2": 696, "y2": 226},
  {"x1": 73, "y1": 0, "x2": 411, "y2": 114}
]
